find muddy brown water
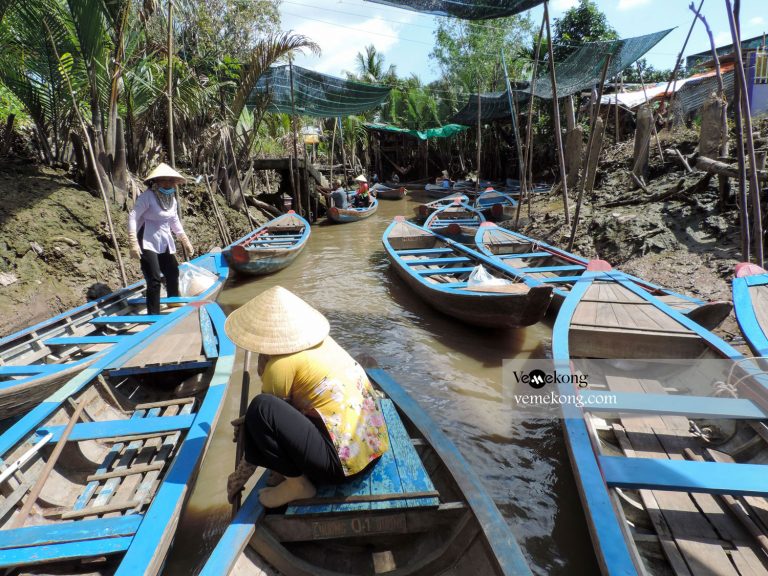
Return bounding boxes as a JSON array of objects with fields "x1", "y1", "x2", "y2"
[{"x1": 161, "y1": 194, "x2": 599, "y2": 575}]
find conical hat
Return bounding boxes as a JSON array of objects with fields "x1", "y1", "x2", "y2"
[
  {"x1": 354, "y1": 174, "x2": 367, "y2": 183},
  {"x1": 224, "y1": 286, "x2": 330, "y2": 355},
  {"x1": 144, "y1": 163, "x2": 187, "y2": 185}
]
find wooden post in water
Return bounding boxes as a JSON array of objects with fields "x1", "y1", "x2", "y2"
[
  {"x1": 338, "y1": 116, "x2": 348, "y2": 188},
  {"x1": 726, "y1": 0, "x2": 763, "y2": 266},
  {"x1": 166, "y1": 0, "x2": 175, "y2": 167},
  {"x1": 330, "y1": 118, "x2": 337, "y2": 187},
  {"x1": 544, "y1": 1, "x2": 570, "y2": 224},
  {"x1": 516, "y1": 11, "x2": 546, "y2": 226}
]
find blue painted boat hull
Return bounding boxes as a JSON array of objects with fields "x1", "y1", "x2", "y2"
[{"x1": 327, "y1": 197, "x2": 379, "y2": 223}]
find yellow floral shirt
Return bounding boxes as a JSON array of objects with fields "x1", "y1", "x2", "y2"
[{"x1": 261, "y1": 337, "x2": 389, "y2": 476}]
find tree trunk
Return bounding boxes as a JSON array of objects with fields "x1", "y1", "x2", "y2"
[
  {"x1": 70, "y1": 131, "x2": 87, "y2": 184},
  {"x1": 565, "y1": 125, "x2": 583, "y2": 190},
  {"x1": 113, "y1": 118, "x2": 128, "y2": 206},
  {"x1": 631, "y1": 104, "x2": 652, "y2": 188}
]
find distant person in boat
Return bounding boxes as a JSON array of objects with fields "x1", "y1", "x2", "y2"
[
  {"x1": 437, "y1": 169, "x2": 451, "y2": 189},
  {"x1": 128, "y1": 162, "x2": 194, "y2": 315},
  {"x1": 224, "y1": 287, "x2": 390, "y2": 508},
  {"x1": 352, "y1": 174, "x2": 370, "y2": 208},
  {"x1": 391, "y1": 172, "x2": 400, "y2": 185},
  {"x1": 329, "y1": 179, "x2": 348, "y2": 209}
]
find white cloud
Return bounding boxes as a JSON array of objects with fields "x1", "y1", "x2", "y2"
[
  {"x1": 617, "y1": 0, "x2": 652, "y2": 10},
  {"x1": 552, "y1": 0, "x2": 578, "y2": 9},
  {"x1": 750, "y1": 16, "x2": 765, "y2": 26}
]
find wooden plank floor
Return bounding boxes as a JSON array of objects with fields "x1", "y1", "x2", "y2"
[
  {"x1": 118, "y1": 313, "x2": 202, "y2": 370},
  {"x1": 604, "y1": 374, "x2": 768, "y2": 575}
]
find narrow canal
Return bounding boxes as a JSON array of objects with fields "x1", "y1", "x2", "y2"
[{"x1": 162, "y1": 194, "x2": 599, "y2": 575}]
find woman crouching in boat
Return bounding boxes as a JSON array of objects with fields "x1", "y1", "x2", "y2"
[
  {"x1": 352, "y1": 174, "x2": 371, "y2": 207},
  {"x1": 224, "y1": 286, "x2": 390, "y2": 508},
  {"x1": 128, "y1": 163, "x2": 194, "y2": 315}
]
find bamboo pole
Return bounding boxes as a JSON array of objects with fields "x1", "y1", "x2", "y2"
[
  {"x1": 516, "y1": 11, "x2": 546, "y2": 226},
  {"x1": 663, "y1": 0, "x2": 704, "y2": 128},
  {"x1": 338, "y1": 116, "x2": 348, "y2": 188},
  {"x1": 733, "y1": 0, "x2": 750, "y2": 261},
  {"x1": 501, "y1": 48, "x2": 527, "y2": 219},
  {"x1": 288, "y1": 60, "x2": 303, "y2": 216},
  {"x1": 568, "y1": 53, "x2": 612, "y2": 251},
  {"x1": 223, "y1": 131, "x2": 256, "y2": 230},
  {"x1": 43, "y1": 21, "x2": 127, "y2": 287},
  {"x1": 166, "y1": 0, "x2": 175, "y2": 167},
  {"x1": 544, "y1": 1, "x2": 570, "y2": 224},
  {"x1": 330, "y1": 118, "x2": 337, "y2": 186},
  {"x1": 726, "y1": 0, "x2": 763, "y2": 266},
  {"x1": 232, "y1": 350, "x2": 251, "y2": 516},
  {"x1": 11, "y1": 400, "x2": 87, "y2": 528}
]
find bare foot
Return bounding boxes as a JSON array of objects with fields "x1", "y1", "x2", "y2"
[{"x1": 258, "y1": 475, "x2": 316, "y2": 508}]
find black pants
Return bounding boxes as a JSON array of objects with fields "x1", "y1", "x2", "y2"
[
  {"x1": 138, "y1": 228, "x2": 179, "y2": 315},
  {"x1": 243, "y1": 395, "x2": 345, "y2": 484}
]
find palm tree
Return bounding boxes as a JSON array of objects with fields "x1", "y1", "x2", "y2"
[{"x1": 354, "y1": 44, "x2": 396, "y2": 85}]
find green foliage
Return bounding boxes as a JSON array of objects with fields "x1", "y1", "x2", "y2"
[
  {"x1": 352, "y1": 45, "x2": 397, "y2": 85},
  {"x1": 553, "y1": 0, "x2": 618, "y2": 61},
  {"x1": 621, "y1": 58, "x2": 672, "y2": 84},
  {"x1": 0, "y1": 84, "x2": 28, "y2": 123},
  {"x1": 430, "y1": 15, "x2": 534, "y2": 92}
]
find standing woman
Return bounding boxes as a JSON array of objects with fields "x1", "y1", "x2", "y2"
[{"x1": 128, "y1": 162, "x2": 195, "y2": 315}]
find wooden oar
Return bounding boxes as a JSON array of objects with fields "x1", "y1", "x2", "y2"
[
  {"x1": 11, "y1": 399, "x2": 87, "y2": 528},
  {"x1": 231, "y1": 349, "x2": 251, "y2": 517}
]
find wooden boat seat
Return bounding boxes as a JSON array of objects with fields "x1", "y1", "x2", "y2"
[
  {"x1": 89, "y1": 315, "x2": 165, "y2": 325},
  {"x1": 0, "y1": 515, "x2": 141, "y2": 569},
  {"x1": 396, "y1": 248, "x2": 453, "y2": 256},
  {"x1": 107, "y1": 359, "x2": 212, "y2": 378},
  {"x1": 579, "y1": 390, "x2": 767, "y2": 419},
  {"x1": 600, "y1": 454, "x2": 768, "y2": 496},
  {"x1": 417, "y1": 267, "x2": 476, "y2": 276},
  {"x1": 518, "y1": 265, "x2": 584, "y2": 274},
  {"x1": 45, "y1": 335, "x2": 125, "y2": 346},
  {"x1": 36, "y1": 413, "x2": 195, "y2": 442},
  {"x1": 285, "y1": 399, "x2": 439, "y2": 516},
  {"x1": 0, "y1": 365, "x2": 62, "y2": 376},
  {"x1": 405, "y1": 257, "x2": 469, "y2": 266},
  {"x1": 498, "y1": 252, "x2": 551, "y2": 260},
  {"x1": 127, "y1": 297, "x2": 196, "y2": 306}
]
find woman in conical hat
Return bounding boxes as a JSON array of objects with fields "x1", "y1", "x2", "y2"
[
  {"x1": 224, "y1": 286, "x2": 389, "y2": 508},
  {"x1": 128, "y1": 162, "x2": 195, "y2": 315},
  {"x1": 352, "y1": 174, "x2": 370, "y2": 207}
]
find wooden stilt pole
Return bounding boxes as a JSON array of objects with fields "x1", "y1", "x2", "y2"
[
  {"x1": 568, "y1": 53, "x2": 612, "y2": 250},
  {"x1": 726, "y1": 0, "x2": 763, "y2": 266},
  {"x1": 476, "y1": 82, "x2": 482, "y2": 194},
  {"x1": 330, "y1": 118, "x2": 337, "y2": 186},
  {"x1": 288, "y1": 60, "x2": 303, "y2": 216},
  {"x1": 517, "y1": 11, "x2": 546, "y2": 226},
  {"x1": 544, "y1": 1, "x2": 570, "y2": 224},
  {"x1": 501, "y1": 47, "x2": 527, "y2": 220},
  {"x1": 224, "y1": 131, "x2": 256, "y2": 229},
  {"x1": 733, "y1": 0, "x2": 750, "y2": 261},
  {"x1": 662, "y1": 0, "x2": 704, "y2": 128},
  {"x1": 338, "y1": 116, "x2": 348, "y2": 188},
  {"x1": 635, "y1": 63, "x2": 663, "y2": 158},
  {"x1": 166, "y1": 0, "x2": 175, "y2": 167}
]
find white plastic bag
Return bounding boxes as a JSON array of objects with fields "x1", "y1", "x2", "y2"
[
  {"x1": 179, "y1": 263, "x2": 217, "y2": 296},
  {"x1": 466, "y1": 264, "x2": 512, "y2": 287}
]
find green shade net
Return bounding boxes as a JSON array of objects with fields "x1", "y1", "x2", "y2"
[
  {"x1": 363, "y1": 0, "x2": 545, "y2": 19},
  {"x1": 247, "y1": 65, "x2": 391, "y2": 117},
  {"x1": 519, "y1": 29, "x2": 674, "y2": 99},
  {"x1": 450, "y1": 88, "x2": 529, "y2": 124},
  {"x1": 365, "y1": 122, "x2": 468, "y2": 139}
]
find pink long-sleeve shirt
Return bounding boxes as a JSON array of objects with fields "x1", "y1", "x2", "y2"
[{"x1": 128, "y1": 189, "x2": 185, "y2": 254}]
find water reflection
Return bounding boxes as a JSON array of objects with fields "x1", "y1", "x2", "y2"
[{"x1": 161, "y1": 196, "x2": 598, "y2": 575}]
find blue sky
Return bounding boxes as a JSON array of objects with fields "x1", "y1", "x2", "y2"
[{"x1": 279, "y1": 0, "x2": 766, "y2": 81}]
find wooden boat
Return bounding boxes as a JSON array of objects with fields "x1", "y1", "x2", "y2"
[
  {"x1": 327, "y1": 197, "x2": 378, "y2": 223},
  {"x1": 474, "y1": 223, "x2": 731, "y2": 329},
  {"x1": 199, "y1": 367, "x2": 532, "y2": 576},
  {"x1": 733, "y1": 262, "x2": 768, "y2": 356},
  {"x1": 552, "y1": 259, "x2": 768, "y2": 575},
  {"x1": 474, "y1": 189, "x2": 518, "y2": 222},
  {"x1": 386, "y1": 180, "x2": 426, "y2": 190},
  {"x1": 383, "y1": 217, "x2": 552, "y2": 327},
  {"x1": 423, "y1": 200, "x2": 485, "y2": 243},
  {"x1": 424, "y1": 183, "x2": 455, "y2": 198},
  {"x1": 225, "y1": 212, "x2": 310, "y2": 276},
  {"x1": 0, "y1": 300, "x2": 233, "y2": 574},
  {"x1": 371, "y1": 183, "x2": 407, "y2": 200},
  {"x1": 0, "y1": 250, "x2": 229, "y2": 421},
  {"x1": 413, "y1": 193, "x2": 469, "y2": 221}
]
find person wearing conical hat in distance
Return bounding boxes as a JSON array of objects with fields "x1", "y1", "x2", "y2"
[
  {"x1": 224, "y1": 286, "x2": 390, "y2": 508},
  {"x1": 128, "y1": 163, "x2": 195, "y2": 315},
  {"x1": 351, "y1": 174, "x2": 370, "y2": 208},
  {"x1": 438, "y1": 169, "x2": 451, "y2": 189}
]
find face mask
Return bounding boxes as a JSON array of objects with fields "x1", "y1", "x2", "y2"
[{"x1": 158, "y1": 187, "x2": 175, "y2": 195}]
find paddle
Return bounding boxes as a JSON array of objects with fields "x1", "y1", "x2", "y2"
[{"x1": 231, "y1": 349, "x2": 251, "y2": 517}]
